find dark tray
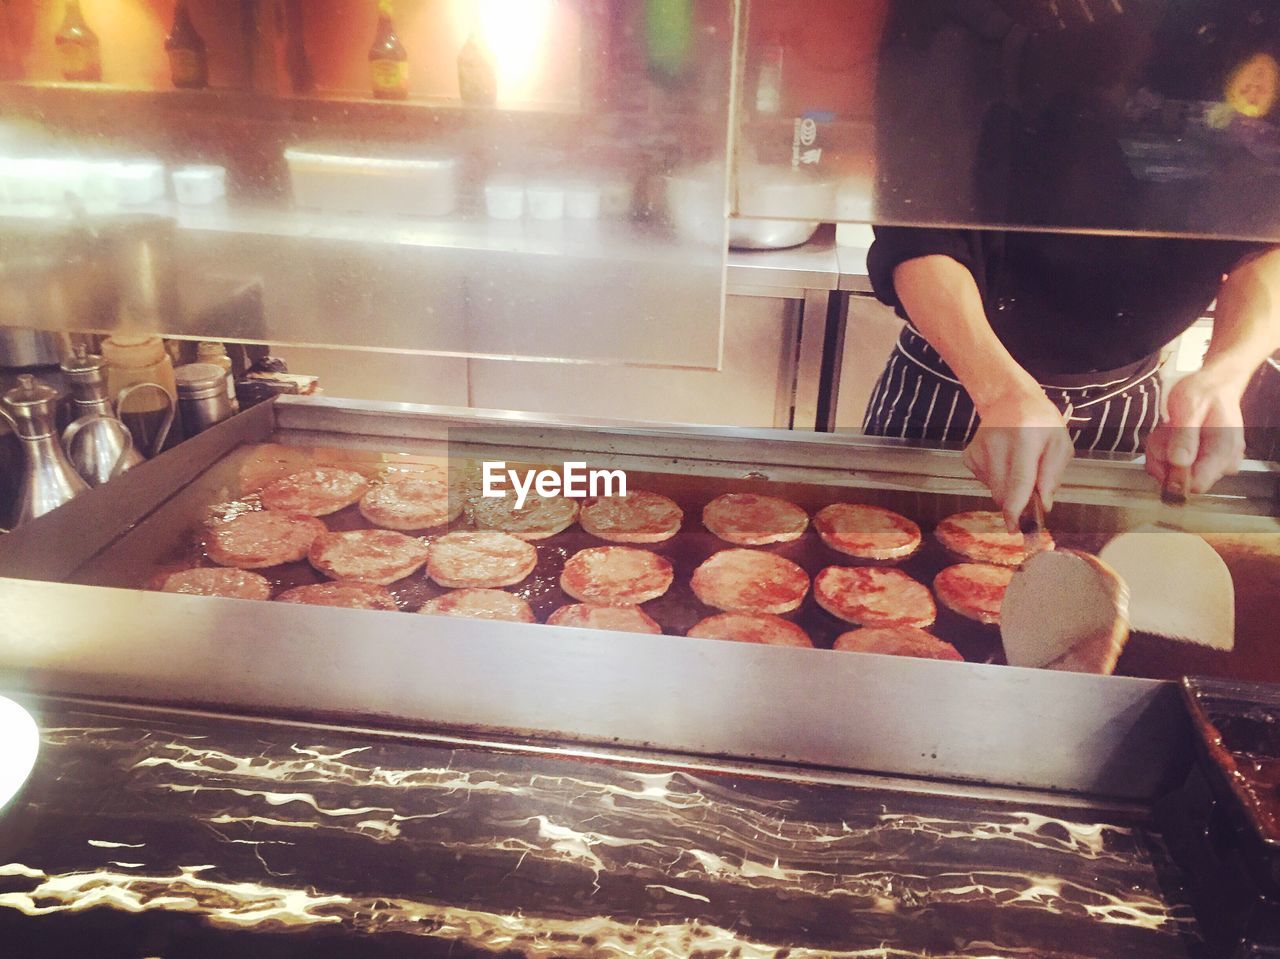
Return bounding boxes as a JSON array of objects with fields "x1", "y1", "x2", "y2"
[{"x1": 1182, "y1": 676, "x2": 1280, "y2": 899}]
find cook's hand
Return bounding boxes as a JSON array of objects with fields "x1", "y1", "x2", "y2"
[
  {"x1": 962, "y1": 387, "x2": 1074, "y2": 532},
  {"x1": 1145, "y1": 370, "x2": 1247, "y2": 494}
]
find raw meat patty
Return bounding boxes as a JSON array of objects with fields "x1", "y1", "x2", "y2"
[
  {"x1": 360, "y1": 473, "x2": 462, "y2": 531},
  {"x1": 260, "y1": 467, "x2": 369, "y2": 516},
  {"x1": 687, "y1": 613, "x2": 812, "y2": 648},
  {"x1": 469, "y1": 489, "x2": 579, "y2": 540},
  {"x1": 814, "y1": 567, "x2": 936, "y2": 628},
  {"x1": 691, "y1": 549, "x2": 809, "y2": 615},
  {"x1": 560, "y1": 546, "x2": 674, "y2": 606},
  {"x1": 418, "y1": 589, "x2": 534, "y2": 623},
  {"x1": 935, "y1": 510, "x2": 1055, "y2": 567},
  {"x1": 934, "y1": 563, "x2": 1015, "y2": 625},
  {"x1": 701, "y1": 493, "x2": 809, "y2": 545},
  {"x1": 580, "y1": 490, "x2": 683, "y2": 543},
  {"x1": 833, "y1": 627, "x2": 963, "y2": 661},
  {"x1": 813, "y1": 503, "x2": 921, "y2": 561},
  {"x1": 427, "y1": 530, "x2": 538, "y2": 589},
  {"x1": 158, "y1": 567, "x2": 272, "y2": 600},
  {"x1": 308, "y1": 529, "x2": 430, "y2": 585},
  {"x1": 276, "y1": 581, "x2": 399, "y2": 610},
  {"x1": 546, "y1": 604, "x2": 663, "y2": 634},
  {"x1": 206, "y1": 511, "x2": 327, "y2": 569}
]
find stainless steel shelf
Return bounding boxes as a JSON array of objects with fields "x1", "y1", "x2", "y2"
[{"x1": 0, "y1": 201, "x2": 867, "y2": 294}]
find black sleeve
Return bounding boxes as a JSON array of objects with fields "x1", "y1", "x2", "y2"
[{"x1": 867, "y1": 226, "x2": 993, "y2": 320}]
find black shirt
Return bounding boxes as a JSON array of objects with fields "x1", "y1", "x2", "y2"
[{"x1": 867, "y1": 227, "x2": 1261, "y2": 377}]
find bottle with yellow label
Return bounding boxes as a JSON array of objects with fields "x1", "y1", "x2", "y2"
[
  {"x1": 166, "y1": 1, "x2": 208, "y2": 90},
  {"x1": 55, "y1": 0, "x2": 102, "y2": 83},
  {"x1": 369, "y1": 2, "x2": 409, "y2": 101}
]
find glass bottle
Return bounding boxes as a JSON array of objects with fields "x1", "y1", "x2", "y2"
[
  {"x1": 55, "y1": 0, "x2": 102, "y2": 83},
  {"x1": 166, "y1": 1, "x2": 208, "y2": 90},
  {"x1": 457, "y1": 30, "x2": 496, "y2": 106},
  {"x1": 369, "y1": 2, "x2": 409, "y2": 100}
]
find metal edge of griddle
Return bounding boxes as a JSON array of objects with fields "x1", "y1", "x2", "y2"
[
  {"x1": 0, "y1": 399, "x2": 278, "y2": 581},
  {"x1": 0, "y1": 579, "x2": 1194, "y2": 803},
  {"x1": 269, "y1": 395, "x2": 1280, "y2": 511},
  {"x1": 8, "y1": 689, "x2": 1156, "y2": 817}
]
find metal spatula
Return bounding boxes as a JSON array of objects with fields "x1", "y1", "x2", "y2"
[{"x1": 1098, "y1": 465, "x2": 1235, "y2": 651}]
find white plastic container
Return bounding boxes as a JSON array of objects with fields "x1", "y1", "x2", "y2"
[
  {"x1": 0, "y1": 159, "x2": 39, "y2": 204},
  {"x1": 526, "y1": 180, "x2": 565, "y2": 221},
  {"x1": 484, "y1": 175, "x2": 525, "y2": 220},
  {"x1": 565, "y1": 180, "x2": 602, "y2": 220},
  {"x1": 172, "y1": 164, "x2": 227, "y2": 205},
  {"x1": 78, "y1": 161, "x2": 124, "y2": 211},
  {"x1": 284, "y1": 148, "x2": 458, "y2": 218},
  {"x1": 38, "y1": 158, "x2": 85, "y2": 206},
  {"x1": 112, "y1": 161, "x2": 167, "y2": 205}
]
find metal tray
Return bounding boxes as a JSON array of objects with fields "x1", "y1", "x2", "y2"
[{"x1": 1182, "y1": 677, "x2": 1280, "y2": 895}]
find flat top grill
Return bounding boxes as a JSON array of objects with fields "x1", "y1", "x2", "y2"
[
  {"x1": 71, "y1": 429, "x2": 1280, "y2": 682},
  {"x1": 1, "y1": 397, "x2": 1275, "y2": 800}
]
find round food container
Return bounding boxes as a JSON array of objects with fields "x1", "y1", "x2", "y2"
[
  {"x1": 526, "y1": 181, "x2": 565, "y2": 221},
  {"x1": 484, "y1": 175, "x2": 525, "y2": 220}
]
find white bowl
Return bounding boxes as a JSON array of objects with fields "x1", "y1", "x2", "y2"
[
  {"x1": 484, "y1": 176, "x2": 525, "y2": 220},
  {"x1": 526, "y1": 181, "x2": 565, "y2": 221}
]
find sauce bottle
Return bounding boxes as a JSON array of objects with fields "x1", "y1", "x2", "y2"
[
  {"x1": 369, "y1": 1, "x2": 409, "y2": 101},
  {"x1": 166, "y1": 1, "x2": 209, "y2": 90},
  {"x1": 55, "y1": 0, "x2": 102, "y2": 82},
  {"x1": 101, "y1": 335, "x2": 180, "y2": 451},
  {"x1": 457, "y1": 30, "x2": 496, "y2": 106}
]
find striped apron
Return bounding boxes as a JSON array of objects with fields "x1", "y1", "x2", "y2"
[{"x1": 862, "y1": 326, "x2": 1163, "y2": 454}]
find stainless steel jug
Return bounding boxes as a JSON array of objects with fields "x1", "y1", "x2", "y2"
[
  {"x1": 0, "y1": 374, "x2": 88, "y2": 526},
  {"x1": 59, "y1": 347, "x2": 174, "y2": 486}
]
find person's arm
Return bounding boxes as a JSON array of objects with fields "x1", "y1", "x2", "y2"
[
  {"x1": 894, "y1": 255, "x2": 1074, "y2": 529},
  {"x1": 1147, "y1": 247, "x2": 1280, "y2": 493}
]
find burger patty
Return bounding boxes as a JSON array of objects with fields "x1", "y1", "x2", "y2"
[
  {"x1": 580, "y1": 490, "x2": 683, "y2": 543},
  {"x1": 157, "y1": 567, "x2": 272, "y2": 600},
  {"x1": 814, "y1": 566, "x2": 936, "y2": 628},
  {"x1": 206, "y1": 511, "x2": 328, "y2": 569},
  {"x1": 833, "y1": 627, "x2": 963, "y2": 661},
  {"x1": 691, "y1": 549, "x2": 810, "y2": 615},
  {"x1": 308, "y1": 529, "x2": 431, "y2": 585},
  {"x1": 276, "y1": 581, "x2": 399, "y2": 610},
  {"x1": 935, "y1": 510, "x2": 1054, "y2": 567},
  {"x1": 468, "y1": 489, "x2": 579, "y2": 541},
  {"x1": 934, "y1": 563, "x2": 1014, "y2": 625},
  {"x1": 560, "y1": 546, "x2": 674, "y2": 606},
  {"x1": 813, "y1": 503, "x2": 921, "y2": 561},
  {"x1": 702, "y1": 493, "x2": 809, "y2": 546},
  {"x1": 546, "y1": 604, "x2": 663, "y2": 634},
  {"x1": 260, "y1": 467, "x2": 369, "y2": 516},
  {"x1": 418, "y1": 589, "x2": 534, "y2": 623},
  {"x1": 360, "y1": 473, "x2": 462, "y2": 531},
  {"x1": 687, "y1": 613, "x2": 812, "y2": 648},
  {"x1": 427, "y1": 530, "x2": 538, "y2": 589}
]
